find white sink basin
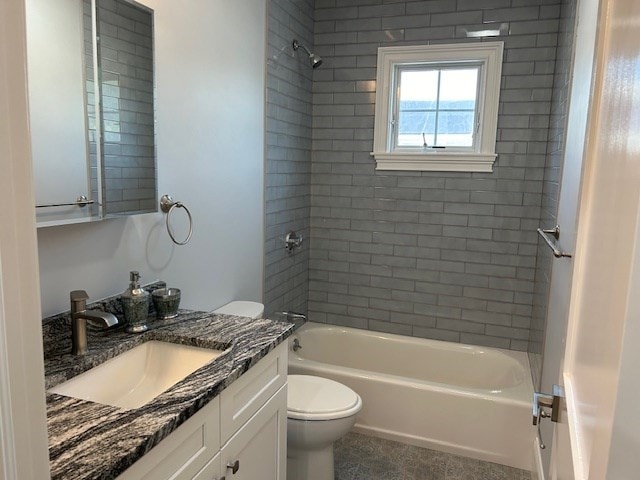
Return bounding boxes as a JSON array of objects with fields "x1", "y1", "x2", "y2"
[{"x1": 49, "y1": 340, "x2": 228, "y2": 410}]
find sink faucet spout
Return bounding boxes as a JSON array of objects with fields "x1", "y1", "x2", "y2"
[{"x1": 70, "y1": 290, "x2": 119, "y2": 355}]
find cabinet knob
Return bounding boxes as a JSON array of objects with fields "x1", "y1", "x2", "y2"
[{"x1": 226, "y1": 459, "x2": 240, "y2": 474}]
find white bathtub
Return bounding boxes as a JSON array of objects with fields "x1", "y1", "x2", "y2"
[{"x1": 288, "y1": 322, "x2": 536, "y2": 470}]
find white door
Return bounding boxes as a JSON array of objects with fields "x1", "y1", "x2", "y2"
[
  {"x1": 539, "y1": 0, "x2": 640, "y2": 477},
  {"x1": 0, "y1": 1, "x2": 51, "y2": 479},
  {"x1": 537, "y1": 0, "x2": 601, "y2": 474}
]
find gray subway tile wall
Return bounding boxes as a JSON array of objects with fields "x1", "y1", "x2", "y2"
[
  {"x1": 264, "y1": 0, "x2": 315, "y2": 317},
  {"x1": 308, "y1": 0, "x2": 563, "y2": 350},
  {"x1": 528, "y1": 0, "x2": 576, "y2": 388}
]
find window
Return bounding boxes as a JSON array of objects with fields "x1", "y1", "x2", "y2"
[{"x1": 372, "y1": 42, "x2": 504, "y2": 172}]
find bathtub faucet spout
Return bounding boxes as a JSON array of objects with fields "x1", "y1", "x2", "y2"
[{"x1": 281, "y1": 311, "x2": 307, "y2": 323}]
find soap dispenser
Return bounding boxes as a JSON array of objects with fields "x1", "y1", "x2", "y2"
[{"x1": 122, "y1": 271, "x2": 150, "y2": 333}]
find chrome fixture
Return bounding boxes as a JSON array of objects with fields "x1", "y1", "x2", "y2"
[
  {"x1": 36, "y1": 195, "x2": 94, "y2": 209},
  {"x1": 533, "y1": 385, "x2": 565, "y2": 449},
  {"x1": 533, "y1": 384, "x2": 564, "y2": 425},
  {"x1": 537, "y1": 225, "x2": 572, "y2": 258},
  {"x1": 282, "y1": 311, "x2": 307, "y2": 322},
  {"x1": 292, "y1": 39, "x2": 323, "y2": 69},
  {"x1": 292, "y1": 338, "x2": 302, "y2": 352},
  {"x1": 70, "y1": 290, "x2": 119, "y2": 355},
  {"x1": 284, "y1": 230, "x2": 303, "y2": 253},
  {"x1": 160, "y1": 194, "x2": 193, "y2": 246}
]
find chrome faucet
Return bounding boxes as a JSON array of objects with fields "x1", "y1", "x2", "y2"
[
  {"x1": 281, "y1": 311, "x2": 307, "y2": 323},
  {"x1": 70, "y1": 290, "x2": 119, "y2": 355}
]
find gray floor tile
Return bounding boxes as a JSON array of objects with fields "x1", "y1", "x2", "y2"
[{"x1": 334, "y1": 433, "x2": 531, "y2": 480}]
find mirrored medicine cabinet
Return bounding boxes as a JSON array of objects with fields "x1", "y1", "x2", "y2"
[{"x1": 26, "y1": 0, "x2": 157, "y2": 227}]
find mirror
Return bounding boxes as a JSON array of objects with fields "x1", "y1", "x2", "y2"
[
  {"x1": 26, "y1": 0, "x2": 157, "y2": 227},
  {"x1": 92, "y1": 0, "x2": 156, "y2": 216}
]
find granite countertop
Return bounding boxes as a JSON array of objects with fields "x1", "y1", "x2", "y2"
[{"x1": 44, "y1": 310, "x2": 294, "y2": 480}]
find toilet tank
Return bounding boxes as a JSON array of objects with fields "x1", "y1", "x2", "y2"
[{"x1": 213, "y1": 301, "x2": 264, "y2": 319}]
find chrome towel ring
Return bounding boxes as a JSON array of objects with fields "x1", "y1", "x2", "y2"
[{"x1": 160, "y1": 194, "x2": 193, "y2": 245}]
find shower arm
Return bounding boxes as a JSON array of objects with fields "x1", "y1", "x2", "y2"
[{"x1": 292, "y1": 40, "x2": 312, "y2": 57}]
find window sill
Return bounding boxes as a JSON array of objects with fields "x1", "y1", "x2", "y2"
[{"x1": 371, "y1": 151, "x2": 497, "y2": 172}]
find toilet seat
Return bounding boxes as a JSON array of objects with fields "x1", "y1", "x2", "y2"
[{"x1": 287, "y1": 375, "x2": 362, "y2": 421}]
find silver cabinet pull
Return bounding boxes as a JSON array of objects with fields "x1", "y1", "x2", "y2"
[
  {"x1": 226, "y1": 460, "x2": 240, "y2": 474},
  {"x1": 537, "y1": 225, "x2": 572, "y2": 258}
]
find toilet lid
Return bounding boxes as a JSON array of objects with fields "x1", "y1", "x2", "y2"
[{"x1": 287, "y1": 375, "x2": 362, "y2": 421}]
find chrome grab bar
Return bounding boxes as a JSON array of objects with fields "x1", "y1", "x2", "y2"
[{"x1": 537, "y1": 225, "x2": 572, "y2": 258}]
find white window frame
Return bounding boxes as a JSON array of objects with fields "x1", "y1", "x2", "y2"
[{"x1": 372, "y1": 42, "x2": 504, "y2": 172}]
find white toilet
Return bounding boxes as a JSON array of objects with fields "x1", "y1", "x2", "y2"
[
  {"x1": 287, "y1": 374, "x2": 362, "y2": 480},
  {"x1": 214, "y1": 302, "x2": 362, "y2": 480}
]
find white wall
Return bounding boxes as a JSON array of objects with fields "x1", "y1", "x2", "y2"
[{"x1": 37, "y1": 0, "x2": 266, "y2": 317}]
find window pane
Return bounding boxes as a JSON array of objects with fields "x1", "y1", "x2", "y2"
[
  {"x1": 397, "y1": 111, "x2": 435, "y2": 147},
  {"x1": 399, "y1": 70, "x2": 438, "y2": 109},
  {"x1": 436, "y1": 111, "x2": 475, "y2": 147},
  {"x1": 439, "y1": 68, "x2": 479, "y2": 110},
  {"x1": 397, "y1": 69, "x2": 438, "y2": 147}
]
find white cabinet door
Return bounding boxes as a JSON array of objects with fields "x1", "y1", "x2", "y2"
[
  {"x1": 116, "y1": 397, "x2": 220, "y2": 480},
  {"x1": 220, "y1": 342, "x2": 287, "y2": 443},
  {"x1": 193, "y1": 451, "x2": 222, "y2": 480},
  {"x1": 221, "y1": 385, "x2": 287, "y2": 480}
]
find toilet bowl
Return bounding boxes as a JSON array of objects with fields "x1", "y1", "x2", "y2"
[
  {"x1": 287, "y1": 374, "x2": 362, "y2": 480},
  {"x1": 213, "y1": 300, "x2": 264, "y2": 319}
]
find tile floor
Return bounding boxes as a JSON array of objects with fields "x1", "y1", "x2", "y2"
[{"x1": 334, "y1": 433, "x2": 532, "y2": 480}]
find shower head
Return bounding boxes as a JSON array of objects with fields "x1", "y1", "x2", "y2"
[{"x1": 292, "y1": 39, "x2": 323, "y2": 69}]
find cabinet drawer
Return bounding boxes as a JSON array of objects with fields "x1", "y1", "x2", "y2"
[
  {"x1": 117, "y1": 397, "x2": 220, "y2": 480},
  {"x1": 220, "y1": 342, "x2": 287, "y2": 443}
]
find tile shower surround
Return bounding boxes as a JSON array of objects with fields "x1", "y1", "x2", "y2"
[
  {"x1": 528, "y1": 0, "x2": 576, "y2": 388},
  {"x1": 264, "y1": 0, "x2": 315, "y2": 318},
  {"x1": 307, "y1": 0, "x2": 563, "y2": 350}
]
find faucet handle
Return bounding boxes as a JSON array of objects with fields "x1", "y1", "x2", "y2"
[
  {"x1": 70, "y1": 290, "x2": 90, "y2": 312},
  {"x1": 70, "y1": 290, "x2": 90, "y2": 302}
]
